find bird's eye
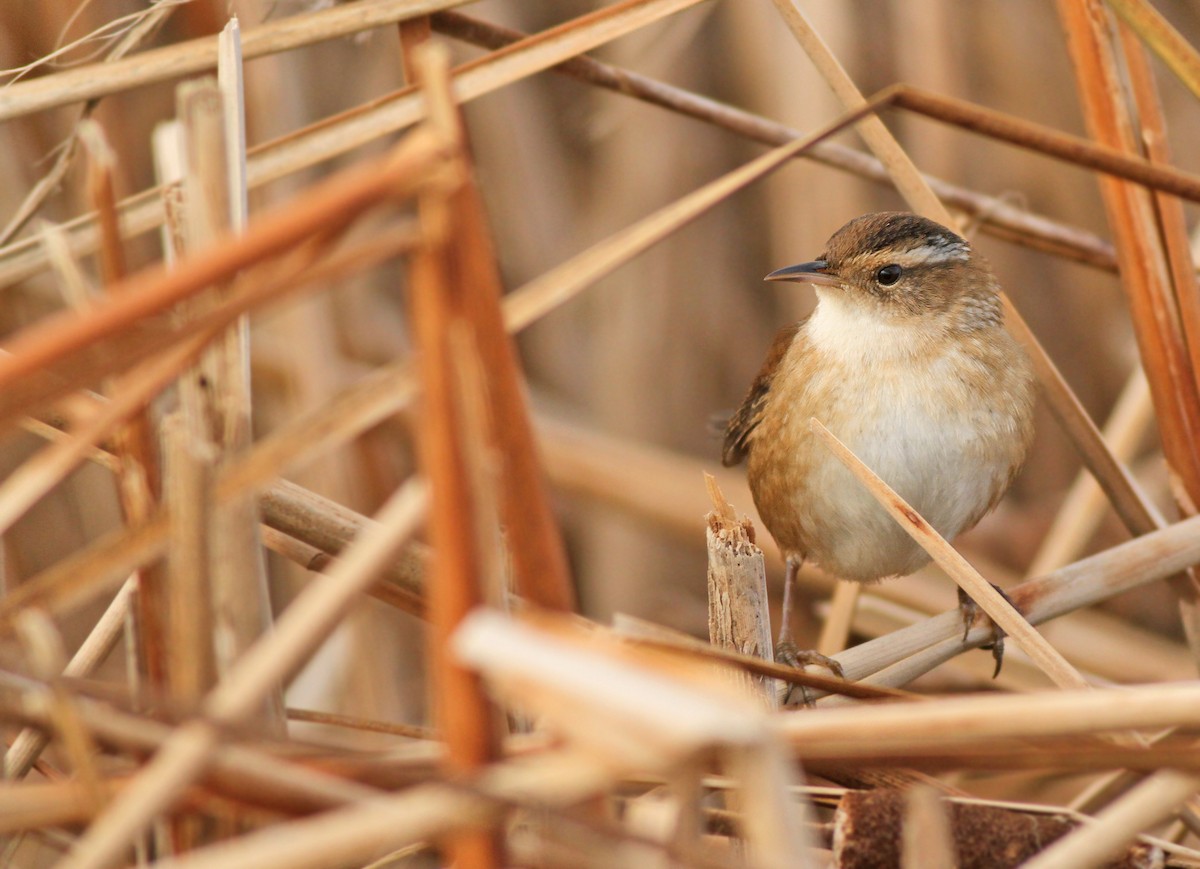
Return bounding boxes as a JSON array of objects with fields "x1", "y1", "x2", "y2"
[{"x1": 875, "y1": 264, "x2": 903, "y2": 286}]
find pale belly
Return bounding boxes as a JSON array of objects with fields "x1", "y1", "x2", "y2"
[{"x1": 747, "y1": 358, "x2": 1014, "y2": 582}]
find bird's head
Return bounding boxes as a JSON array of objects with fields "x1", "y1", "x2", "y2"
[{"x1": 765, "y1": 212, "x2": 1003, "y2": 332}]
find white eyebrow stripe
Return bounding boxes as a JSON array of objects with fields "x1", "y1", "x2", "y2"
[{"x1": 890, "y1": 242, "x2": 970, "y2": 267}]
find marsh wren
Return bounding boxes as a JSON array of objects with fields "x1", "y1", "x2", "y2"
[{"x1": 722, "y1": 212, "x2": 1035, "y2": 670}]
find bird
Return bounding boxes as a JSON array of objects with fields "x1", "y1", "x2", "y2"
[{"x1": 722, "y1": 212, "x2": 1035, "y2": 677}]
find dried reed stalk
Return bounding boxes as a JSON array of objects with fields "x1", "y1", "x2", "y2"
[
  {"x1": 130, "y1": 749, "x2": 614, "y2": 869},
  {"x1": 258, "y1": 526, "x2": 423, "y2": 616},
  {"x1": 12, "y1": 612, "x2": 106, "y2": 813},
  {"x1": 57, "y1": 475, "x2": 430, "y2": 869},
  {"x1": 1028, "y1": 367, "x2": 1154, "y2": 574},
  {"x1": 2, "y1": 579, "x2": 133, "y2": 781},
  {"x1": 81, "y1": 115, "x2": 172, "y2": 705},
  {"x1": 0, "y1": 224, "x2": 417, "y2": 624},
  {"x1": 432, "y1": 11, "x2": 1119, "y2": 272},
  {"x1": 1024, "y1": 770, "x2": 1193, "y2": 868},
  {"x1": 0, "y1": 129, "x2": 448, "y2": 428},
  {"x1": 830, "y1": 507, "x2": 1200, "y2": 689},
  {"x1": 1058, "y1": 0, "x2": 1200, "y2": 497},
  {"x1": 0, "y1": 0, "x2": 474, "y2": 123},
  {"x1": 453, "y1": 610, "x2": 815, "y2": 866},
  {"x1": 0, "y1": 0, "x2": 713, "y2": 292},
  {"x1": 429, "y1": 99, "x2": 574, "y2": 616},
  {"x1": 8, "y1": 1, "x2": 1200, "y2": 864},
  {"x1": 259, "y1": 480, "x2": 427, "y2": 608},
  {"x1": 407, "y1": 45, "x2": 503, "y2": 868},
  {"x1": 899, "y1": 787, "x2": 956, "y2": 869},
  {"x1": 51, "y1": 73, "x2": 451, "y2": 863},
  {"x1": 767, "y1": 0, "x2": 942, "y2": 217},
  {"x1": 0, "y1": 1, "x2": 179, "y2": 246},
  {"x1": 0, "y1": 669, "x2": 382, "y2": 813},
  {"x1": 781, "y1": 680, "x2": 1200, "y2": 752},
  {"x1": 161, "y1": 415, "x2": 217, "y2": 712},
  {"x1": 174, "y1": 66, "x2": 280, "y2": 731},
  {"x1": 811, "y1": 418, "x2": 1090, "y2": 692},
  {"x1": 161, "y1": 412, "x2": 219, "y2": 854},
  {"x1": 285, "y1": 707, "x2": 431, "y2": 741},
  {"x1": 615, "y1": 613, "x2": 912, "y2": 701},
  {"x1": 1056, "y1": 0, "x2": 1200, "y2": 673},
  {"x1": 1105, "y1": 0, "x2": 1200, "y2": 100}
]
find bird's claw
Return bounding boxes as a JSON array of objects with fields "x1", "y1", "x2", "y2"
[
  {"x1": 775, "y1": 640, "x2": 844, "y2": 706},
  {"x1": 957, "y1": 585, "x2": 1012, "y2": 678}
]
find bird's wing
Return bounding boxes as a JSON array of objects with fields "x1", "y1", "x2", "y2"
[{"x1": 721, "y1": 321, "x2": 802, "y2": 467}]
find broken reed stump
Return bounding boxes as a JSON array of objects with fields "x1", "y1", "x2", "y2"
[{"x1": 704, "y1": 472, "x2": 776, "y2": 707}]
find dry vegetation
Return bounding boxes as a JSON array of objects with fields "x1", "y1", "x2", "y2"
[{"x1": 1, "y1": 0, "x2": 1200, "y2": 866}]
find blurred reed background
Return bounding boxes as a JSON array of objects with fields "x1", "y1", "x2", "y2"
[{"x1": 2, "y1": 1, "x2": 1200, "y2": 864}]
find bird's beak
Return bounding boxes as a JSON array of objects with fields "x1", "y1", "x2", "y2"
[{"x1": 764, "y1": 260, "x2": 840, "y2": 287}]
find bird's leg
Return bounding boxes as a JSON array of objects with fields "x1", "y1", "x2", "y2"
[
  {"x1": 776, "y1": 555, "x2": 799, "y2": 651},
  {"x1": 957, "y1": 585, "x2": 1013, "y2": 678},
  {"x1": 774, "y1": 557, "x2": 844, "y2": 706}
]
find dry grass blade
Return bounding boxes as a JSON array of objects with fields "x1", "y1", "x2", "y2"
[
  {"x1": 767, "y1": 0, "x2": 943, "y2": 217},
  {"x1": 0, "y1": 0, "x2": 475, "y2": 123},
  {"x1": 504, "y1": 96, "x2": 892, "y2": 333},
  {"x1": 615, "y1": 614, "x2": 913, "y2": 701},
  {"x1": 0, "y1": 1, "x2": 179, "y2": 246},
  {"x1": 1104, "y1": 0, "x2": 1200, "y2": 101}
]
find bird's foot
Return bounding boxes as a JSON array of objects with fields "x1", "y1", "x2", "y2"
[
  {"x1": 775, "y1": 640, "x2": 845, "y2": 707},
  {"x1": 957, "y1": 585, "x2": 1014, "y2": 679}
]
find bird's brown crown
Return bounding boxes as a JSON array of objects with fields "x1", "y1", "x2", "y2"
[{"x1": 817, "y1": 212, "x2": 1002, "y2": 330}]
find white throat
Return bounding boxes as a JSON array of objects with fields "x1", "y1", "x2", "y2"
[{"x1": 807, "y1": 290, "x2": 929, "y2": 364}]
